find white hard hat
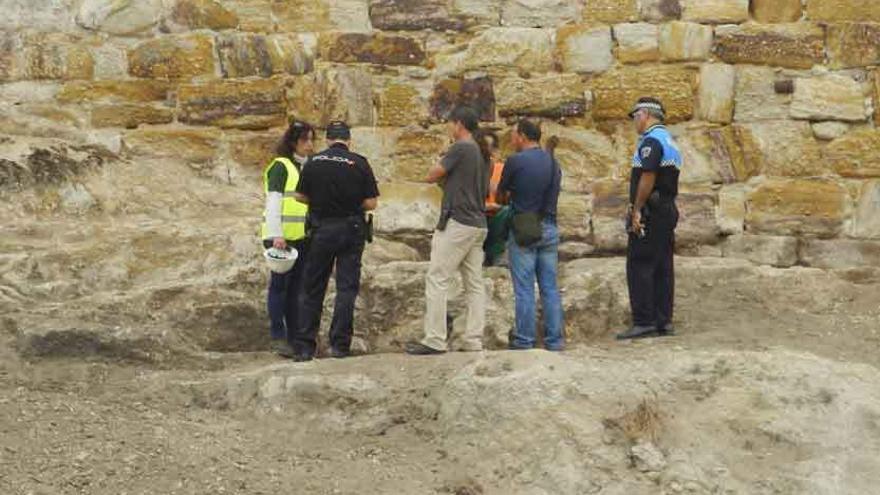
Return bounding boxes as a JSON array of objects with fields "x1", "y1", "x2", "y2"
[{"x1": 264, "y1": 247, "x2": 299, "y2": 274}]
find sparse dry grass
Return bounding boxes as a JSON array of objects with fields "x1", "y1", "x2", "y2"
[{"x1": 604, "y1": 395, "x2": 663, "y2": 444}]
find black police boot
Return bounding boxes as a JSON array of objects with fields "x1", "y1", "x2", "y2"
[
  {"x1": 405, "y1": 342, "x2": 446, "y2": 356},
  {"x1": 292, "y1": 353, "x2": 314, "y2": 362},
  {"x1": 658, "y1": 323, "x2": 676, "y2": 336},
  {"x1": 329, "y1": 347, "x2": 350, "y2": 359},
  {"x1": 615, "y1": 325, "x2": 659, "y2": 341}
]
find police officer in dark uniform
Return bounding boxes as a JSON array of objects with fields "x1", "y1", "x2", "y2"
[
  {"x1": 617, "y1": 97, "x2": 682, "y2": 340},
  {"x1": 291, "y1": 121, "x2": 380, "y2": 361}
]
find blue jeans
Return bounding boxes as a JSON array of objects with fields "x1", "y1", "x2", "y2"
[{"x1": 508, "y1": 219, "x2": 564, "y2": 350}]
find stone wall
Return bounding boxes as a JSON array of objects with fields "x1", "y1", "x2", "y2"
[{"x1": 3, "y1": 0, "x2": 880, "y2": 268}]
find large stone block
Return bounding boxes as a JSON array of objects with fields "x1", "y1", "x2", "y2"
[
  {"x1": 274, "y1": 0, "x2": 371, "y2": 32},
  {"x1": 495, "y1": 74, "x2": 586, "y2": 118},
  {"x1": 746, "y1": 179, "x2": 849, "y2": 237},
  {"x1": 370, "y1": 0, "x2": 465, "y2": 31},
  {"x1": 391, "y1": 127, "x2": 450, "y2": 182},
  {"x1": 287, "y1": 66, "x2": 374, "y2": 127},
  {"x1": 221, "y1": 0, "x2": 272, "y2": 32},
  {"x1": 374, "y1": 182, "x2": 442, "y2": 234},
  {"x1": 376, "y1": 81, "x2": 430, "y2": 126},
  {"x1": 826, "y1": 23, "x2": 880, "y2": 69},
  {"x1": 790, "y1": 75, "x2": 868, "y2": 122},
  {"x1": 673, "y1": 125, "x2": 742, "y2": 183},
  {"x1": 217, "y1": 33, "x2": 314, "y2": 78},
  {"x1": 613, "y1": 23, "x2": 659, "y2": 64},
  {"x1": 0, "y1": 34, "x2": 19, "y2": 81},
  {"x1": 853, "y1": 181, "x2": 880, "y2": 239},
  {"x1": 501, "y1": 0, "x2": 583, "y2": 27},
  {"x1": 429, "y1": 77, "x2": 496, "y2": 122},
  {"x1": 452, "y1": 0, "x2": 502, "y2": 25},
  {"x1": 640, "y1": 0, "x2": 682, "y2": 21},
  {"x1": 584, "y1": 0, "x2": 638, "y2": 23},
  {"x1": 557, "y1": 193, "x2": 591, "y2": 241},
  {"x1": 721, "y1": 235, "x2": 798, "y2": 267},
  {"x1": 21, "y1": 34, "x2": 95, "y2": 81},
  {"x1": 91, "y1": 104, "x2": 174, "y2": 129},
  {"x1": 76, "y1": 0, "x2": 163, "y2": 35},
  {"x1": 736, "y1": 121, "x2": 823, "y2": 177},
  {"x1": 799, "y1": 239, "x2": 880, "y2": 269},
  {"x1": 751, "y1": 0, "x2": 802, "y2": 22},
  {"x1": 170, "y1": 0, "x2": 240, "y2": 30},
  {"x1": 123, "y1": 127, "x2": 222, "y2": 164},
  {"x1": 875, "y1": 70, "x2": 880, "y2": 125},
  {"x1": 226, "y1": 131, "x2": 279, "y2": 169},
  {"x1": 590, "y1": 66, "x2": 697, "y2": 123},
  {"x1": 680, "y1": 0, "x2": 748, "y2": 23},
  {"x1": 812, "y1": 121, "x2": 850, "y2": 141},
  {"x1": 178, "y1": 79, "x2": 287, "y2": 130},
  {"x1": 542, "y1": 123, "x2": 620, "y2": 192},
  {"x1": 589, "y1": 180, "x2": 629, "y2": 252},
  {"x1": 659, "y1": 21, "x2": 713, "y2": 62},
  {"x1": 825, "y1": 128, "x2": 880, "y2": 178},
  {"x1": 714, "y1": 23, "x2": 825, "y2": 69},
  {"x1": 734, "y1": 65, "x2": 791, "y2": 122},
  {"x1": 806, "y1": 0, "x2": 880, "y2": 22},
  {"x1": 717, "y1": 184, "x2": 746, "y2": 234},
  {"x1": 320, "y1": 32, "x2": 425, "y2": 66},
  {"x1": 57, "y1": 80, "x2": 172, "y2": 104},
  {"x1": 556, "y1": 25, "x2": 614, "y2": 74},
  {"x1": 676, "y1": 192, "x2": 721, "y2": 247},
  {"x1": 1, "y1": 0, "x2": 79, "y2": 32},
  {"x1": 433, "y1": 28, "x2": 554, "y2": 76},
  {"x1": 697, "y1": 64, "x2": 734, "y2": 123},
  {"x1": 128, "y1": 34, "x2": 216, "y2": 80}
]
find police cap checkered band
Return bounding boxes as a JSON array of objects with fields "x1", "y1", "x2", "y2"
[{"x1": 628, "y1": 101, "x2": 665, "y2": 119}]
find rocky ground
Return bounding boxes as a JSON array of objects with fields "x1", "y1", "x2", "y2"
[{"x1": 2, "y1": 136, "x2": 880, "y2": 494}]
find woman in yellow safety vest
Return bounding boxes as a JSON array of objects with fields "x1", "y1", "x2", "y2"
[{"x1": 261, "y1": 120, "x2": 315, "y2": 357}]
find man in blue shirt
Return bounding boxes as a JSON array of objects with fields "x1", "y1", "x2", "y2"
[{"x1": 498, "y1": 119, "x2": 564, "y2": 351}]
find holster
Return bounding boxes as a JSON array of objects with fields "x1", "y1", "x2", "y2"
[{"x1": 365, "y1": 213, "x2": 374, "y2": 243}]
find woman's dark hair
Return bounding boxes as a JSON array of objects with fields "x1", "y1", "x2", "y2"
[
  {"x1": 449, "y1": 105, "x2": 491, "y2": 166},
  {"x1": 276, "y1": 119, "x2": 315, "y2": 160}
]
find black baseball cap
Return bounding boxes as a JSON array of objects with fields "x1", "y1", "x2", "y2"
[{"x1": 326, "y1": 120, "x2": 351, "y2": 140}]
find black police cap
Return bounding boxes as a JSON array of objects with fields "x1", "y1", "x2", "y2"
[{"x1": 326, "y1": 120, "x2": 351, "y2": 140}]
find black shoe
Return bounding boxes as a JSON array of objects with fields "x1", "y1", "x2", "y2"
[
  {"x1": 405, "y1": 342, "x2": 445, "y2": 355},
  {"x1": 330, "y1": 348, "x2": 350, "y2": 359},
  {"x1": 292, "y1": 353, "x2": 314, "y2": 362},
  {"x1": 616, "y1": 325, "x2": 659, "y2": 341},
  {"x1": 658, "y1": 323, "x2": 676, "y2": 336}
]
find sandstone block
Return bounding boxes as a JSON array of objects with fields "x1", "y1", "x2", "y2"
[
  {"x1": 375, "y1": 182, "x2": 442, "y2": 233},
  {"x1": 221, "y1": 0, "x2": 272, "y2": 32},
  {"x1": 452, "y1": 0, "x2": 502, "y2": 25},
  {"x1": 826, "y1": 23, "x2": 880, "y2": 69},
  {"x1": 57, "y1": 80, "x2": 172, "y2": 104},
  {"x1": 128, "y1": 34, "x2": 215, "y2": 80},
  {"x1": 717, "y1": 184, "x2": 746, "y2": 234},
  {"x1": 501, "y1": 0, "x2": 583, "y2": 27},
  {"x1": 376, "y1": 82, "x2": 429, "y2": 126},
  {"x1": 751, "y1": 0, "x2": 802, "y2": 22},
  {"x1": 22, "y1": 34, "x2": 94, "y2": 81},
  {"x1": 0, "y1": 34, "x2": 19, "y2": 81},
  {"x1": 430, "y1": 77, "x2": 496, "y2": 122},
  {"x1": 640, "y1": 0, "x2": 682, "y2": 21},
  {"x1": 812, "y1": 121, "x2": 850, "y2": 141},
  {"x1": 853, "y1": 181, "x2": 880, "y2": 239},
  {"x1": 91, "y1": 104, "x2": 174, "y2": 129},
  {"x1": 542, "y1": 123, "x2": 620, "y2": 192},
  {"x1": 123, "y1": 127, "x2": 222, "y2": 164},
  {"x1": 734, "y1": 65, "x2": 791, "y2": 122},
  {"x1": 681, "y1": 0, "x2": 748, "y2": 23},
  {"x1": 590, "y1": 66, "x2": 697, "y2": 123},
  {"x1": 287, "y1": 66, "x2": 374, "y2": 127},
  {"x1": 584, "y1": 0, "x2": 638, "y2": 23},
  {"x1": 370, "y1": 0, "x2": 465, "y2": 31},
  {"x1": 659, "y1": 21, "x2": 713, "y2": 62},
  {"x1": 433, "y1": 28, "x2": 554, "y2": 76},
  {"x1": 736, "y1": 121, "x2": 823, "y2": 177},
  {"x1": 1, "y1": 0, "x2": 79, "y2": 32},
  {"x1": 320, "y1": 32, "x2": 425, "y2": 66},
  {"x1": 274, "y1": 0, "x2": 371, "y2": 32},
  {"x1": 715, "y1": 23, "x2": 825, "y2": 69},
  {"x1": 589, "y1": 180, "x2": 630, "y2": 252},
  {"x1": 391, "y1": 127, "x2": 450, "y2": 182},
  {"x1": 721, "y1": 235, "x2": 798, "y2": 267},
  {"x1": 746, "y1": 179, "x2": 849, "y2": 237},
  {"x1": 557, "y1": 25, "x2": 614, "y2": 74},
  {"x1": 673, "y1": 125, "x2": 732, "y2": 183},
  {"x1": 226, "y1": 131, "x2": 279, "y2": 169},
  {"x1": 170, "y1": 0, "x2": 239, "y2": 30},
  {"x1": 179, "y1": 79, "x2": 287, "y2": 130},
  {"x1": 349, "y1": 127, "x2": 398, "y2": 180},
  {"x1": 806, "y1": 0, "x2": 880, "y2": 22},
  {"x1": 790, "y1": 75, "x2": 867, "y2": 122},
  {"x1": 824, "y1": 128, "x2": 880, "y2": 178},
  {"x1": 676, "y1": 192, "x2": 721, "y2": 247},
  {"x1": 613, "y1": 23, "x2": 659, "y2": 64},
  {"x1": 697, "y1": 64, "x2": 734, "y2": 123},
  {"x1": 217, "y1": 33, "x2": 314, "y2": 78},
  {"x1": 799, "y1": 239, "x2": 880, "y2": 269},
  {"x1": 557, "y1": 193, "x2": 591, "y2": 241},
  {"x1": 495, "y1": 74, "x2": 586, "y2": 118},
  {"x1": 76, "y1": 0, "x2": 162, "y2": 35},
  {"x1": 875, "y1": 70, "x2": 880, "y2": 125}
]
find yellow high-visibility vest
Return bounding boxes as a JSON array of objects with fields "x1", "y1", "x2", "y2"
[{"x1": 261, "y1": 157, "x2": 308, "y2": 241}]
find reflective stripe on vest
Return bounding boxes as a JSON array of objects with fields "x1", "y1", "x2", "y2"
[{"x1": 261, "y1": 157, "x2": 308, "y2": 241}]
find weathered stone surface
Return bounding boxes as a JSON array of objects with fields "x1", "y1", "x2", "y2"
[
  {"x1": 274, "y1": 0, "x2": 371, "y2": 32},
  {"x1": 697, "y1": 64, "x2": 735, "y2": 123},
  {"x1": 853, "y1": 181, "x2": 880, "y2": 239},
  {"x1": 681, "y1": 0, "x2": 748, "y2": 23},
  {"x1": 722, "y1": 235, "x2": 798, "y2": 267},
  {"x1": 584, "y1": 0, "x2": 638, "y2": 23},
  {"x1": 452, "y1": 0, "x2": 502, "y2": 25},
  {"x1": 91, "y1": 104, "x2": 174, "y2": 129},
  {"x1": 676, "y1": 192, "x2": 721, "y2": 247},
  {"x1": 659, "y1": 21, "x2": 713, "y2": 61},
  {"x1": 542, "y1": 123, "x2": 619, "y2": 192},
  {"x1": 751, "y1": 0, "x2": 802, "y2": 22},
  {"x1": 736, "y1": 121, "x2": 823, "y2": 177},
  {"x1": 220, "y1": 0, "x2": 272, "y2": 32},
  {"x1": 790, "y1": 75, "x2": 868, "y2": 122},
  {"x1": 21, "y1": 34, "x2": 95, "y2": 81},
  {"x1": 217, "y1": 33, "x2": 314, "y2": 78},
  {"x1": 734, "y1": 65, "x2": 791, "y2": 121},
  {"x1": 391, "y1": 127, "x2": 449, "y2": 182},
  {"x1": 590, "y1": 66, "x2": 697, "y2": 123},
  {"x1": 374, "y1": 183, "x2": 442, "y2": 233},
  {"x1": 746, "y1": 179, "x2": 849, "y2": 237},
  {"x1": 501, "y1": 0, "x2": 583, "y2": 27},
  {"x1": 376, "y1": 81, "x2": 429, "y2": 126},
  {"x1": 717, "y1": 184, "x2": 746, "y2": 234},
  {"x1": 57, "y1": 80, "x2": 172, "y2": 104},
  {"x1": 558, "y1": 193, "x2": 591, "y2": 241},
  {"x1": 640, "y1": 0, "x2": 681, "y2": 21},
  {"x1": 715, "y1": 23, "x2": 825, "y2": 69},
  {"x1": 673, "y1": 125, "x2": 734, "y2": 183},
  {"x1": 826, "y1": 23, "x2": 880, "y2": 69},
  {"x1": 128, "y1": 34, "x2": 215, "y2": 80},
  {"x1": 430, "y1": 77, "x2": 496, "y2": 122},
  {"x1": 178, "y1": 79, "x2": 287, "y2": 130},
  {"x1": 806, "y1": 0, "x2": 880, "y2": 22},
  {"x1": 170, "y1": 0, "x2": 239, "y2": 30},
  {"x1": 556, "y1": 25, "x2": 614, "y2": 74},
  {"x1": 1, "y1": 0, "x2": 79, "y2": 32},
  {"x1": 433, "y1": 28, "x2": 554, "y2": 76},
  {"x1": 123, "y1": 127, "x2": 222, "y2": 164},
  {"x1": 76, "y1": 0, "x2": 163, "y2": 35},
  {"x1": 90, "y1": 42, "x2": 128, "y2": 79},
  {"x1": 0, "y1": 34, "x2": 19, "y2": 81},
  {"x1": 225, "y1": 131, "x2": 279, "y2": 168},
  {"x1": 613, "y1": 23, "x2": 659, "y2": 64},
  {"x1": 875, "y1": 70, "x2": 880, "y2": 125},
  {"x1": 589, "y1": 180, "x2": 629, "y2": 252},
  {"x1": 825, "y1": 128, "x2": 880, "y2": 178},
  {"x1": 812, "y1": 121, "x2": 850, "y2": 141},
  {"x1": 320, "y1": 32, "x2": 425, "y2": 66},
  {"x1": 799, "y1": 239, "x2": 880, "y2": 269},
  {"x1": 370, "y1": 0, "x2": 465, "y2": 31},
  {"x1": 287, "y1": 67, "x2": 373, "y2": 127},
  {"x1": 495, "y1": 74, "x2": 586, "y2": 118}
]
